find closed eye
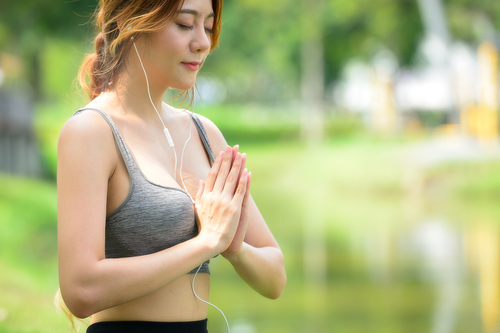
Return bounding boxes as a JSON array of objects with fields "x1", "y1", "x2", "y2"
[
  {"x1": 178, "y1": 24, "x2": 194, "y2": 30},
  {"x1": 205, "y1": 27, "x2": 214, "y2": 34}
]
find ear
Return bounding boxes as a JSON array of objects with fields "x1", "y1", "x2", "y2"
[
  {"x1": 117, "y1": 19, "x2": 124, "y2": 32},
  {"x1": 116, "y1": 20, "x2": 134, "y2": 40}
]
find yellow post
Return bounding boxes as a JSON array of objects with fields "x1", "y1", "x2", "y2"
[
  {"x1": 372, "y1": 73, "x2": 397, "y2": 135},
  {"x1": 476, "y1": 41, "x2": 499, "y2": 148},
  {"x1": 460, "y1": 105, "x2": 476, "y2": 136}
]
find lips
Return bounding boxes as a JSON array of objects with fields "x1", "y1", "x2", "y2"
[{"x1": 181, "y1": 61, "x2": 201, "y2": 71}]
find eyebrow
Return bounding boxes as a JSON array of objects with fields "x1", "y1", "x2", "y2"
[{"x1": 178, "y1": 9, "x2": 215, "y2": 19}]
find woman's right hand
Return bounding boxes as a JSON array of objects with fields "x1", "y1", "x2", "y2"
[{"x1": 194, "y1": 145, "x2": 250, "y2": 255}]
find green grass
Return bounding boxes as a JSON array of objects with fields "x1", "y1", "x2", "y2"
[{"x1": 0, "y1": 175, "x2": 63, "y2": 333}]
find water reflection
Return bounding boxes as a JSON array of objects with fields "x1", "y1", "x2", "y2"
[
  {"x1": 347, "y1": 213, "x2": 500, "y2": 333},
  {"x1": 469, "y1": 222, "x2": 500, "y2": 333},
  {"x1": 405, "y1": 218, "x2": 464, "y2": 333}
]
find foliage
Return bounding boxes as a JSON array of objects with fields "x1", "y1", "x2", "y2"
[
  {"x1": 0, "y1": 0, "x2": 95, "y2": 98},
  {"x1": 323, "y1": 0, "x2": 422, "y2": 80},
  {"x1": 3, "y1": 0, "x2": 499, "y2": 104}
]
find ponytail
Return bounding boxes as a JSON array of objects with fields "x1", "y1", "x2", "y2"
[
  {"x1": 79, "y1": 27, "x2": 127, "y2": 101},
  {"x1": 79, "y1": 33, "x2": 104, "y2": 100}
]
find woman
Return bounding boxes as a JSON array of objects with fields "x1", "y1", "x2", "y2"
[{"x1": 56, "y1": 0, "x2": 286, "y2": 332}]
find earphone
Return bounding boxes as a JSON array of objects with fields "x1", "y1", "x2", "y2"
[{"x1": 129, "y1": 27, "x2": 231, "y2": 333}]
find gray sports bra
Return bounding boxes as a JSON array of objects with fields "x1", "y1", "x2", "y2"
[{"x1": 73, "y1": 107, "x2": 215, "y2": 274}]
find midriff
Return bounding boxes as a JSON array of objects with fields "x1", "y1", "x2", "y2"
[{"x1": 90, "y1": 273, "x2": 210, "y2": 323}]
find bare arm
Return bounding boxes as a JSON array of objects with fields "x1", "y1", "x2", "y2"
[
  {"x1": 197, "y1": 114, "x2": 287, "y2": 299},
  {"x1": 57, "y1": 112, "x2": 249, "y2": 318}
]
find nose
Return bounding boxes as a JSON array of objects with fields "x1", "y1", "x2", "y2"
[{"x1": 190, "y1": 25, "x2": 211, "y2": 53}]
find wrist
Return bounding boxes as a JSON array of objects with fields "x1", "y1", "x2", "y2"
[
  {"x1": 222, "y1": 241, "x2": 249, "y2": 263},
  {"x1": 195, "y1": 232, "x2": 222, "y2": 259}
]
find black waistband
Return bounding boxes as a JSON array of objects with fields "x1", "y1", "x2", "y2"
[{"x1": 86, "y1": 319, "x2": 208, "y2": 333}]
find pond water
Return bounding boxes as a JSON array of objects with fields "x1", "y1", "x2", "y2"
[{"x1": 207, "y1": 140, "x2": 500, "y2": 333}]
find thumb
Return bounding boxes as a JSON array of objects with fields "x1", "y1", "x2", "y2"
[{"x1": 195, "y1": 179, "x2": 205, "y2": 204}]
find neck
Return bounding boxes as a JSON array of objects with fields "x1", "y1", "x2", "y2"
[
  {"x1": 117, "y1": 79, "x2": 165, "y2": 119},
  {"x1": 107, "y1": 41, "x2": 169, "y2": 122},
  {"x1": 118, "y1": 69, "x2": 167, "y2": 118}
]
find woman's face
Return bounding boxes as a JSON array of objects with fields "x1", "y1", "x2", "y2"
[{"x1": 139, "y1": 0, "x2": 215, "y2": 91}]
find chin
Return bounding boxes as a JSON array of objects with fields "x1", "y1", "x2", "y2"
[{"x1": 173, "y1": 81, "x2": 196, "y2": 92}]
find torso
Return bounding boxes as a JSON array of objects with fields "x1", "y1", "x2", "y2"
[
  {"x1": 84, "y1": 99, "x2": 213, "y2": 323},
  {"x1": 91, "y1": 274, "x2": 210, "y2": 323}
]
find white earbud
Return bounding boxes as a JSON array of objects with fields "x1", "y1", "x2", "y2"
[{"x1": 128, "y1": 25, "x2": 134, "y2": 39}]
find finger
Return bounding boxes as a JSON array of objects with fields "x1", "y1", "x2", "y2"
[
  {"x1": 195, "y1": 179, "x2": 205, "y2": 203},
  {"x1": 245, "y1": 171, "x2": 251, "y2": 198},
  {"x1": 231, "y1": 169, "x2": 249, "y2": 207},
  {"x1": 204, "y1": 151, "x2": 224, "y2": 192},
  {"x1": 238, "y1": 172, "x2": 252, "y2": 234},
  {"x1": 231, "y1": 145, "x2": 239, "y2": 164},
  {"x1": 212, "y1": 146, "x2": 234, "y2": 193},
  {"x1": 238, "y1": 153, "x2": 247, "y2": 180},
  {"x1": 194, "y1": 206, "x2": 201, "y2": 231},
  {"x1": 239, "y1": 171, "x2": 251, "y2": 220},
  {"x1": 241, "y1": 171, "x2": 251, "y2": 207},
  {"x1": 221, "y1": 152, "x2": 244, "y2": 197}
]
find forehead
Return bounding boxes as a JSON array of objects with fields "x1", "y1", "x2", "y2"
[{"x1": 178, "y1": 0, "x2": 214, "y2": 17}]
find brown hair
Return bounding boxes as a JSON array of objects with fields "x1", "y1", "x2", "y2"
[{"x1": 79, "y1": 0, "x2": 223, "y2": 100}]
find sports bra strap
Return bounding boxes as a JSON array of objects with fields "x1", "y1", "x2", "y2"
[
  {"x1": 74, "y1": 107, "x2": 215, "y2": 168},
  {"x1": 74, "y1": 107, "x2": 135, "y2": 167},
  {"x1": 191, "y1": 115, "x2": 215, "y2": 166}
]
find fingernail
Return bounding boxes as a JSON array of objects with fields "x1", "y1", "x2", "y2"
[
  {"x1": 244, "y1": 168, "x2": 248, "y2": 173},
  {"x1": 248, "y1": 171, "x2": 251, "y2": 176},
  {"x1": 241, "y1": 153, "x2": 246, "y2": 159}
]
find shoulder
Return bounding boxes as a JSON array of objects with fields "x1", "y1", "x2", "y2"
[
  {"x1": 59, "y1": 110, "x2": 114, "y2": 149},
  {"x1": 58, "y1": 109, "x2": 118, "y2": 177},
  {"x1": 193, "y1": 113, "x2": 227, "y2": 154}
]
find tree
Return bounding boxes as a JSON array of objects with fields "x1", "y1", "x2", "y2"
[{"x1": 0, "y1": 0, "x2": 95, "y2": 100}]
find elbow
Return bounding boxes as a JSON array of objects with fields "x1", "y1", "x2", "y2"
[
  {"x1": 264, "y1": 251, "x2": 287, "y2": 300},
  {"x1": 265, "y1": 288, "x2": 284, "y2": 300},
  {"x1": 273, "y1": 271, "x2": 287, "y2": 299},
  {"x1": 263, "y1": 269, "x2": 287, "y2": 300},
  {"x1": 60, "y1": 285, "x2": 99, "y2": 319}
]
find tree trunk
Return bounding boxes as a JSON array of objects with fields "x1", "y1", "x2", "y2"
[
  {"x1": 300, "y1": 0, "x2": 325, "y2": 144},
  {"x1": 29, "y1": 48, "x2": 42, "y2": 101}
]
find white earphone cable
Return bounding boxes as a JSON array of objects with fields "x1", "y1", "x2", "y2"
[
  {"x1": 192, "y1": 264, "x2": 230, "y2": 333},
  {"x1": 131, "y1": 33, "x2": 229, "y2": 332},
  {"x1": 132, "y1": 37, "x2": 180, "y2": 179},
  {"x1": 131, "y1": 37, "x2": 167, "y2": 129},
  {"x1": 180, "y1": 110, "x2": 195, "y2": 203}
]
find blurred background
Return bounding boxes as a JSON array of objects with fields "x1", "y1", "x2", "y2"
[{"x1": 1, "y1": 0, "x2": 500, "y2": 332}]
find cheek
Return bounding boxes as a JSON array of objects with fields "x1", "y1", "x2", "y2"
[
  {"x1": 147, "y1": 32, "x2": 183, "y2": 60},
  {"x1": 158, "y1": 29, "x2": 186, "y2": 49}
]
